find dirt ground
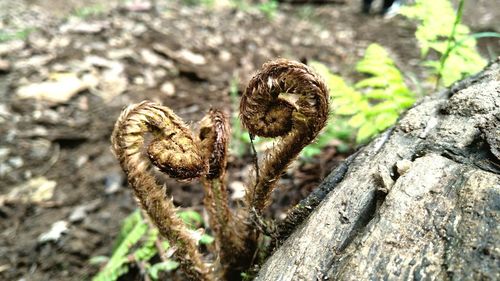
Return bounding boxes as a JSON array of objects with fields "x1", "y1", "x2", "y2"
[{"x1": 0, "y1": 1, "x2": 498, "y2": 280}]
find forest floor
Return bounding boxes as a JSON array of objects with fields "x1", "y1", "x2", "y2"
[{"x1": 0, "y1": 1, "x2": 498, "y2": 280}]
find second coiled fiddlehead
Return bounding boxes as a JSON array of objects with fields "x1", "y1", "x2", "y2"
[
  {"x1": 240, "y1": 58, "x2": 330, "y2": 215},
  {"x1": 198, "y1": 109, "x2": 250, "y2": 279},
  {"x1": 111, "y1": 101, "x2": 213, "y2": 281}
]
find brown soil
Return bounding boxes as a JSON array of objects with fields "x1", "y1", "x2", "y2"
[{"x1": 0, "y1": 1, "x2": 497, "y2": 280}]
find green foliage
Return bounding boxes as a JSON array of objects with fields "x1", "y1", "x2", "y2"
[
  {"x1": 230, "y1": 0, "x2": 250, "y2": 11},
  {"x1": 301, "y1": 116, "x2": 352, "y2": 158},
  {"x1": 91, "y1": 210, "x2": 149, "y2": 281},
  {"x1": 182, "y1": 0, "x2": 215, "y2": 7},
  {"x1": 178, "y1": 209, "x2": 203, "y2": 228},
  {"x1": 148, "y1": 261, "x2": 180, "y2": 279},
  {"x1": 257, "y1": 0, "x2": 279, "y2": 20},
  {"x1": 72, "y1": 4, "x2": 106, "y2": 19},
  {"x1": 241, "y1": 271, "x2": 254, "y2": 281},
  {"x1": 91, "y1": 209, "x2": 213, "y2": 281},
  {"x1": 302, "y1": 0, "x2": 492, "y2": 154},
  {"x1": 0, "y1": 28, "x2": 34, "y2": 43},
  {"x1": 310, "y1": 43, "x2": 415, "y2": 145},
  {"x1": 400, "y1": 0, "x2": 486, "y2": 86},
  {"x1": 229, "y1": 0, "x2": 279, "y2": 20}
]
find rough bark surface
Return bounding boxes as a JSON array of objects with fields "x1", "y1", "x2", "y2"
[{"x1": 256, "y1": 58, "x2": 500, "y2": 280}]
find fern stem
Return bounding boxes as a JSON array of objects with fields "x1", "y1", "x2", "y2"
[{"x1": 198, "y1": 109, "x2": 251, "y2": 279}]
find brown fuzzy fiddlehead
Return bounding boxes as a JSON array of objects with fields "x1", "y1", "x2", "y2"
[
  {"x1": 198, "y1": 110, "x2": 249, "y2": 279},
  {"x1": 240, "y1": 58, "x2": 330, "y2": 214},
  {"x1": 111, "y1": 101, "x2": 213, "y2": 281},
  {"x1": 199, "y1": 109, "x2": 230, "y2": 180}
]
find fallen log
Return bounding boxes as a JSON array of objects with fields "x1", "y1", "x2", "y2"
[{"x1": 256, "y1": 58, "x2": 500, "y2": 280}]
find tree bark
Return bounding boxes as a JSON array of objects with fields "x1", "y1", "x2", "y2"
[{"x1": 256, "y1": 58, "x2": 500, "y2": 280}]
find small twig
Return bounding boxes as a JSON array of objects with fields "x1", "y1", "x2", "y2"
[
  {"x1": 249, "y1": 207, "x2": 276, "y2": 238},
  {"x1": 137, "y1": 260, "x2": 152, "y2": 281},
  {"x1": 249, "y1": 133, "x2": 260, "y2": 204}
]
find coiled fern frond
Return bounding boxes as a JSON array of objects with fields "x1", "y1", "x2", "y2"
[
  {"x1": 240, "y1": 59, "x2": 329, "y2": 214},
  {"x1": 111, "y1": 101, "x2": 213, "y2": 280}
]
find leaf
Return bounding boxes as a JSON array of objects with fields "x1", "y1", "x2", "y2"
[
  {"x1": 133, "y1": 228, "x2": 158, "y2": 261},
  {"x1": 390, "y1": 85, "x2": 414, "y2": 98},
  {"x1": 356, "y1": 44, "x2": 394, "y2": 76},
  {"x1": 309, "y1": 47, "x2": 416, "y2": 149},
  {"x1": 309, "y1": 61, "x2": 360, "y2": 99},
  {"x1": 199, "y1": 234, "x2": 215, "y2": 245},
  {"x1": 365, "y1": 101, "x2": 400, "y2": 116},
  {"x1": 333, "y1": 96, "x2": 359, "y2": 107},
  {"x1": 364, "y1": 89, "x2": 393, "y2": 100},
  {"x1": 401, "y1": 0, "x2": 486, "y2": 87},
  {"x1": 92, "y1": 212, "x2": 148, "y2": 281},
  {"x1": 301, "y1": 146, "x2": 322, "y2": 158},
  {"x1": 178, "y1": 210, "x2": 203, "y2": 229},
  {"x1": 374, "y1": 113, "x2": 399, "y2": 130},
  {"x1": 335, "y1": 103, "x2": 360, "y2": 115},
  {"x1": 347, "y1": 113, "x2": 366, "y2": 128},
  {"x1": 336, "y1": 142, "x2": 351, "y2": 153},
  {"x1": 162, "y1": 241, "x2": 170, "y2": 249},
  {"x1": 148, "y1": 261, "x2": 180, "y2": 280},
  {"x1": 394, "y1": 96, "x2": 416, "y2": 108},
  {"x1": 113, "y1": 210, "x2": 142, "y2": 251},
  {"x1": 354, "y1": 77, "x2": 389, "y2": 89},
  {"x1": 337, "y1": 97, "x2": 371, "y2": 115},
  {"x1": 356, "y1": 122, "x2": 378, "y2": 143}
]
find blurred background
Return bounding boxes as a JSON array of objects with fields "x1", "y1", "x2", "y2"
[{"x1": 0, "y1": 0, "x2": 498, "y2": 280}]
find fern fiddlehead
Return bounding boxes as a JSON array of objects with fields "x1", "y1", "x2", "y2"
[
  {"x1": 240, "y1": 58, "x2": 330, "y2": 214},
  {"x1": 199, "y1": 109, "x2": 230, "y2": 181},
  {"x1": 110, "y1": 101, "x2": 213, "y2": 281},
  {"x1": 198, "y1": 109, "x2": 248, "y2": 279}
]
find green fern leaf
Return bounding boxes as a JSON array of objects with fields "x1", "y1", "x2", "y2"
[
  {"x1": 178, "y1": 210, "x2": 203, "y2": 229},
  {"x1": 347, "y1": 113, "x2": 366, "y2": 128},
  {"x1": 310, "y1": 42, "x2": 415, "y2": 147},
  {"x1": 134, "y1": 228, "x2": 159, "y2": 261},
  {"x1": 400, "y1": 0, "x2": 486, "y2": 86},
  {"x1": 374, "y1": 113, "x2": 399, "y2": 131},
  {"x1": 355, "y1": 77, "x2": 389, "y2": 89},
  {"x1": 356, "y1": 122, "x2": 378, "y2": 143},
  {"x1": 92, "y1": 211, "x2": 148, "y2": 281},
  {"x1": 199, "y1": 234, "x2": 215, "y2": 245},
  {"x1": 112, "y1": 210, "x2": 142, "y2": 251},
  {"x1": 394, "y1": 96, "x2": 416, "y2": 108},
  {"x1": 148, "y1": 261, "x2": 180, "y2": 280},
  {"x1": 364, "y1": 89, "x2": 393, "y2": 100}
]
